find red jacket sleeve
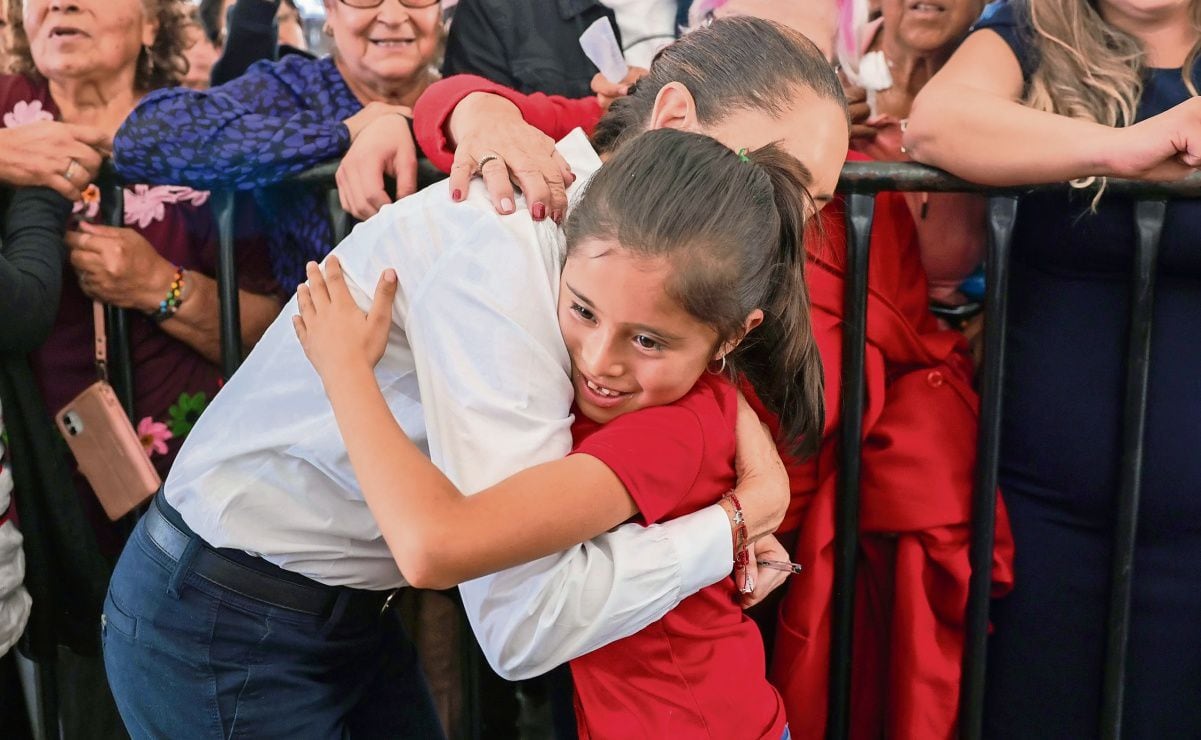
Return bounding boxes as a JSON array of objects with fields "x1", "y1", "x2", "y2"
[{"x1": 412, "y1": 74, "x2": 604, "y2": 172}]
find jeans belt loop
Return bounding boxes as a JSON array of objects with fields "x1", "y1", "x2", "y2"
[{"x1": 167, "y1": 536, "x2": 202, "y2": 600}]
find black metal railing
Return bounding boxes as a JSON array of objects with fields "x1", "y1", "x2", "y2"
[
  {"x1": 835, "y1": 162, "x2": 1199, "y2": 740},
  {"x1": 79, "y1": 160, "x2": 1201, "y2": 740}
]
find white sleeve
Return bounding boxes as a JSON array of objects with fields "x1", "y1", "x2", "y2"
[{"x1": 406, "y1": 215, "x2": 734, "y2": 680}]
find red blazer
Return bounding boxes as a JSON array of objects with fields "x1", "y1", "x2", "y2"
[
  {"x1": 765, "y1": 171, "x2": 1014, "y2": 740},
  {"x1": 412, "y1": 81, "x2": 1016, "y2": 738}
]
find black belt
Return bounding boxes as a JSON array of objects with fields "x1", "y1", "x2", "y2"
[{"x1": 144, "y1": 495, "x2": 396, "y2": 619}]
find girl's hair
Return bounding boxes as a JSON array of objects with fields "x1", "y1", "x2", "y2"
[
  {"x1": 591, "y1": 16, "x2": 847, "y2": 156},
  {"x1": 8, "y1": 0, "x2": 191, "y2": 91},
  {"x1": 1023, "y1": 0, "x2": 1201, "y2": 196},
  {"x1": 565, "y1": 128, "x2": 825, "y2": 458}
]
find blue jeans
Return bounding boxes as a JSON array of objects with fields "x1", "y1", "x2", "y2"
[{"x1": 102, "y1": 507, "x2": 444, "y2": 739}]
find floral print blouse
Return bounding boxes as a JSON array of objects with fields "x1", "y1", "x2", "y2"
[{"x1": 0, "y1": 74, "x2": 277, "y2": 548}]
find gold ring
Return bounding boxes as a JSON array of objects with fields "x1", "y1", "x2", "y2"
[
  {"x1": 64, "y1": 158, "x2": 80, "y2": 182},
  {"x1": 475, "y1": 153, "x2": 502, "y2": 175}
]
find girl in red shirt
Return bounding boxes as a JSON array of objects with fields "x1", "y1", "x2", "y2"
[{"x1": 294, "y1": 127, "x2": 821, "y2": 739}]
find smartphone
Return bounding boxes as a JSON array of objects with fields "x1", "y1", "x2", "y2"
[{"x1": 56, "y1": 381, "x2": 160, "y2": 521}]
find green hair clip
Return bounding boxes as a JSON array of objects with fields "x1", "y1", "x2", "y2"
[{"x1": 737, "y1": 147, "x2": 751, "y2": 163}]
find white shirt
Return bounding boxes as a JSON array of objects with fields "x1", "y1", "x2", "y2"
[{"x1": 166, "y1": 129, "x2": 733, "y2": 678}]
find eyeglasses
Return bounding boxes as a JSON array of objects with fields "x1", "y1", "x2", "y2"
[{"x1": 338, "y1": 0, "x2": 440, "y2": 9}]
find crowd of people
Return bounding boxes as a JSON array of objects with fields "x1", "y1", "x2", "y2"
[{"x1": 0, "y1": 0, "x2": 1198, "y2": 738}]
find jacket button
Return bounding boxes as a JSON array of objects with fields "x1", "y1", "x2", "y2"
[{"x1": 926, "y1": 370, "x2": 944, "y2": 388}]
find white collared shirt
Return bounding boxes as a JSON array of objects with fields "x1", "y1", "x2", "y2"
[{"x1": 166, "y1": 129, "x2": 733, "y2": 677}]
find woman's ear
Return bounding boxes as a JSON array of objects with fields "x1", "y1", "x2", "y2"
[
  {"x1": 716, "y1": 309, "x2": 765, "y2": 360},
  {"x1": 648, "y1": 81, "x2": 701, "y2": 133},
  {"x1": 141, "y1": 16, "x2": 159, "y2": 49}
]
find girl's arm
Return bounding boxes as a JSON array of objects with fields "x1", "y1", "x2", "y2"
[
  {"x1": 294, "y1": 257, "x2": 638, "y2": 590},
  {"x1": 904, "y1": 30, "x2": 1201, "y2": 185}
]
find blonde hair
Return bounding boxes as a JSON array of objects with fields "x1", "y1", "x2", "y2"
[{"x1": 1023, "y1": 0, "x2": 1201, "y2": 195}]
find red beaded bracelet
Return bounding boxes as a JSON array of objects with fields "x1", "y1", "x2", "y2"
[{"x1": 722, "y1": 491, "x2": 750, "y2": 571}]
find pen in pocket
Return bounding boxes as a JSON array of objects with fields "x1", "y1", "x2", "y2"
[{"x1": 756, "y1": 559, "x2": 803, "y2": 575}]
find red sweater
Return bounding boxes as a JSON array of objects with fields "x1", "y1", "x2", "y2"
[
  {"x1": 412, "y1": 74, "x2": 602, "y2": 173},
  {"x1": 413, "y1": 79, "x2": 1018, "y2": 738},
  {"x1": 570, "y1": 374, "x2": 787, "y2": 740}
]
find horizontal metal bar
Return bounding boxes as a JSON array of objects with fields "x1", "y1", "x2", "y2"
[{"x1": 838, "y1": 162, "x2": 1201, "y2": 198}]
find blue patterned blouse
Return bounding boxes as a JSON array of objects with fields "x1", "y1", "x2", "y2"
[{"x1": 114, "y1": 55, "x2": 359, "y2": 288}]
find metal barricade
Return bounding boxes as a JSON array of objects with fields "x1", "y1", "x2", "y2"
[
  {"x1": 84, "y1": 159, "x2": 1201, "y2": 739},
  {"x1": 832, "y1": 162, "x2": 1198, "y2": 740}
]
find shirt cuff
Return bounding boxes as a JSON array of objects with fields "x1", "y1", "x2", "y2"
[{"x1": 660, "y1": 503, "x2": 734, "y2": 598}]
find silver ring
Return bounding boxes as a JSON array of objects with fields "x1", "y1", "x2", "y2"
[
  {"x1": 64, "y1": 158, "x2": 80, "y2": 182},
  {"x1": 475, "y1": 153, "x2": 503, "y2": 174}
]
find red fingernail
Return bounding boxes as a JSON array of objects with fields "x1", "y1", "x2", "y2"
[
  {"x1": 566, "y1": 172, "x2": 576, "y2": 185},
  {"x1": 532, "y1": 202, "x2": 546, "y2": 220},
  {"x1": 452, "y1": 188, "x2": 462, "y2": 201},
  {"x1": 552, "y1": 209, "x2": 563, "y2": 225}
]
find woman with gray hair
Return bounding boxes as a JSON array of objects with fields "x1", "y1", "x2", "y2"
[{"x1": 1, "y1": 1, "x2": 279, "y2": 733}]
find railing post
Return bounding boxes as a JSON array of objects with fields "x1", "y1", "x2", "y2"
[
  {"x1": 103, "y1": 180, "x2": 135, "y2": 419},
  {"x1": 828, "y1": 192, "x2": 874, "y2": 740},
  {"x1": 1099, "y1": 198, "x2": 1165, "y2": 740},
  {"x1": 960, "y1": 196, "x2": 1018, "y2": 740},
  {"x1": 327, "y1": 189, "x2": 351, "y2": 246},
  {"x1": 211, "y1": 190, "x2": 243, "y2": 378}
]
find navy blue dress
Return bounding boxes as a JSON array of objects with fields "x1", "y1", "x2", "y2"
[{"x1": 975, "y1": 4, "x2": 1201, "y2": 738}]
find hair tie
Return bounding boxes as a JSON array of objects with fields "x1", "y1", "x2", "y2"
[{"x1": 737, "y1": 147, "x2": 751, "y2": 164}]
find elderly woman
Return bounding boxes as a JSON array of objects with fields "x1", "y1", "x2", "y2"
[
  {"x1": 114, "y1": 0, "x2": 445, "y2": 288},
  {"x1": 1, "y1": 1, "x2": 280, "y2": 733},
  {"x1": 836, "y1": 0, "x2": 987, "y2": 305}
]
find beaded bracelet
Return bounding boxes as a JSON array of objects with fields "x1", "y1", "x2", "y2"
[
  {"x1": 722, "y1": 491, "x2": 750, "y2": 571},
  {"x1": 151, "y1": 265, "x2": 186, "y2": 323}
]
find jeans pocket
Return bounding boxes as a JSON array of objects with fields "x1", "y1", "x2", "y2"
[{"x1": 102, "y1": 591, "x2": 138, "y2": 640}]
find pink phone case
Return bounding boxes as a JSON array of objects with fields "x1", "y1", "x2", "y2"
[{"x1": 56, "y1": 381, "x2": 161, "y2": 521}]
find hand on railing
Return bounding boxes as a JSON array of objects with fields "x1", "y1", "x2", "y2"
[
  {"x1": 446, "y1": 92, "x2": 576, "y2": 223},
  {"x1": 1105, "y1": 96, "x2": 1201, "y2": 182},
  {"x1": 336, "y1": 111, "x2": 419, "y2": 221}
]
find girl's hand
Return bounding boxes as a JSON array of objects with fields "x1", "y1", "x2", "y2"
[
  {"x1": 738, "y1": 533, "x2": 791, "y2": 609},
  {"x1": 293, "y1": 256, "x2": 398, "y2": 380},
  {"x1": 66, "y1": 222, "x2": 176, "y2": 310},
  {"x1": 446, "y1": 92, "x2": 574, "y2": 222}
]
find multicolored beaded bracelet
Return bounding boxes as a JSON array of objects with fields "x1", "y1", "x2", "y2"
[{"x1": 152, "y1": 265, "x2": 186, "y2": 323}]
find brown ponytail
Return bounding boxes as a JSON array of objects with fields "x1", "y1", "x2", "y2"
[
  {"x1": 733, "y1": 146, "x2": 825, "y2": 458},
  {"x1": 565, "y1": 128, "x2": 824, "y2": 458}
]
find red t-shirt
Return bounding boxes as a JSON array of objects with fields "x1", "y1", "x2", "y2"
[{"x1": 569, "y1": 374, "x2": 787, "y2": 740}]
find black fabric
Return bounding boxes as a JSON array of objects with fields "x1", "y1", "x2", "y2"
[
  {"x1": 0, "y1": 187, "x2": 113, "y2": 659},
  {"x1": 210, "y1": 0, "x2": 315, "y2": 87},
  {"x1": 442, "y1": 0, "x2": 620, "y2": 98}
]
